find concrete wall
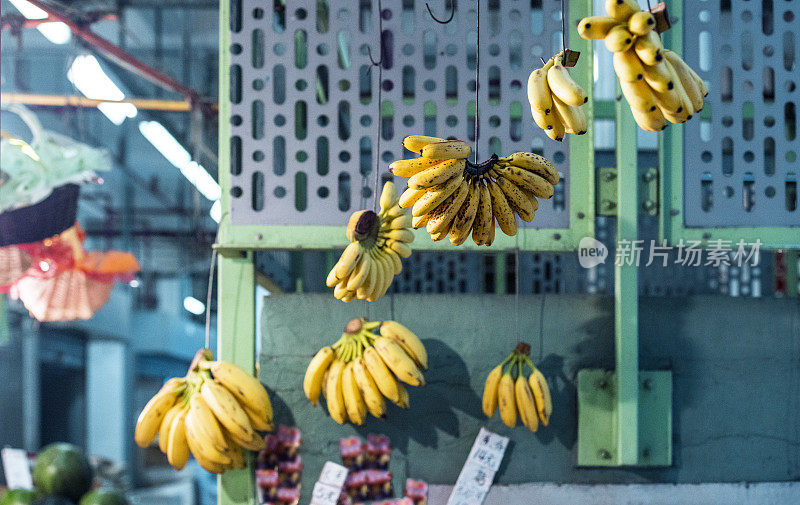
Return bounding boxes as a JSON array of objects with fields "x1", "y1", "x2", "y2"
[{"x1": 259, "y1": 294, "x2": 800, "y2": 501}]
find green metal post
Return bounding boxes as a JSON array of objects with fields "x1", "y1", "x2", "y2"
[
  {"x1": 614, "y1": 83, "x2": 639, "y2": 465},
  {"x1": 217, "y1": 251, "x2": 257, "y2": 505}
]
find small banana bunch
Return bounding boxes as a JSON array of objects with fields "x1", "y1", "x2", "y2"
[
  {"x1": 304, "y1": 318, "x2": 427, "y2": 424},
  {"x1": 326, "y1": 181, "x2": 413, "y2": 302},
  {"x1": 527, "y1": 52, "x2": 589, "y2": 140},
  {"x1": 482, "y1": 343, "x2": 552, "y2": 432},
  {"x1": 579, "y1": 0, "x2": 707, "y2": 131},
  {"x1": 134, "y1": 349, "x2": 273, "y2": 474},
  {"x1": 392, "y1": 135, "x2": 559, "y2": 246}
]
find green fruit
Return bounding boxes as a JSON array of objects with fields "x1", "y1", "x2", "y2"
[
  {"x1": 79, "y1": 490, "x2": 127, "y2": 505},
  {"x1": 32, "y1": 443, "x2": 92, "y2": 502},
  {"x1": 0, "y1": 489, "x2": 38, "y2": 505}
]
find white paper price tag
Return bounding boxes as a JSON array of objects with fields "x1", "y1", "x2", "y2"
[
  {"x1": 317, "y1": 461, "x2": 349, "y2": 488},
  {"x1": 1, "y1": 448, "x2": 33, "y2": 489},
  {"x1": 446, "y1": 428, "x2": 509, "y2": 505},
  {"x1": 310, "y1": 481, "x2": 342, "y2": 505}
]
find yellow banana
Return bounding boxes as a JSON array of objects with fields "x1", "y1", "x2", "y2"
[
  {"x1": 664, "y1": 50, "x2": 707, "y2": 97},
  {"x1": 411, "y1": 175, "x2": 462, "y2": 217},
  {"x1": 545, "y1": 109, "x2": 566, "y2": 141},
  {"x1": 186, "y1": 394, "x2": 230, "y2": 456},
  {"x1": 390, "y1": 156, "x2": 449, "y2": 177},
  {"x1": 551, "y1": 95, "x2": 588, "y2": 135},
  {"x1": 515, "y1": 374, "x2": 539, "y2": 432},
  {"x1": 223, "y1": 432, "x2": 246, "y2": 469},
  {"x1": 631, "y1": 105, "x2": 668, "y2": 131},
  {"x1": 407, "y1": 158, "x2": 465, "y2": 190},
  {"x1": 387, "y1": 239, "x2": 412, "y2": 258},
  {"x1": 399, "y1": 187, "x2": 427, "y2": 208},
  {"x1": 403, "y1": 135, "x2": 445, "y2": 153},
  {"x1": 493, "y1": 164, "x2": 551, "y2": 206},
  {"x1": 342, "y1": 363, "x2": 367, "y2": 425},
  {"x1": 503, "y1": 152, "x2": 559, "y2": 185},
  {"x1": 373, "y1": 337, "x2": 425, "y2": 387},
  {"x1": 201, "y1": 379, "x2": 256, "y2": 443},
  {"x1": 382, "y1": 245, "x2": 403, "y2": 275},
  {"x1": 605, "y1": 0, "x2": 639, "y2": 21},
  {"x1": 628, "y1": 10, "x2": 655, "y2": 35},
  {"x1": 159, "y1": 403, "x2": 183, "y2": 453},
  {"x1": 426, "y1": 179, "x2": 470, "y2": 236},
  {"x1": 421, "y1": 140, "x2": 471, "y2": 159},
  {"x1": 664, "y1": 56, "x2": 704, "y2": 113},
  {"x1": 642, "y1": 61, "x2": 675, "y2": 93},
  {"x1": 529, "y1": 368, "x2": 552, "y2": 426},
  {"x1": 620, "y1": 78, "x2": 658, "y2": 113},
  {"x1": 363, "y1": 346, "x2": 400, "y2": 403},
  {"x1": 382, "y1": 228, "x2": 414, "y2": 243},
  {"x1": 547, "y1": 54, "x2": 587, "y2": 107},
  {"x1": 346, "y1": 252, "x2": 372, "y2": 291},
  {"x1": 449, "y1": 181, "x2": 480, "y2": 245},
  {"x1": 135, "y1": 377, "x2": 184, "y2": 448},
  {"x1": 578, "y1": 16, "x2": 621, "y2": 39},
  {"x1": 471, "y1": 182, "x2": 494, "y2": 246},
  {"x1": 233, "y1": 431, "x2": 267, "y2": 451},
  {"x1": 365, "y1": 249, "x2": 385, "y2": 301},
  {"x1": 185, "y1": 423, "x2": 228, "y2": 473},
  {"x1": 487, "y1": 178, "x2": 517, "y2": 237},
  {"x1": 329, "y1": 242, "x2": 363, "y2": 286},
  {"x1": 201, "y1": 361, "x2": 272, "y2": 430},
  {"x1": 166, "y1": 406, "x2": 190, "y2": 470},
  {"x1": 613, "y1": 49, "x2": 645, "y2": 82},
  {"x1": 605, "y1": 24, "x2": 635, "y2": 53},
  {"x1": 380, "y1": 180, "x2": 398, "y2": 208},
  {"x1": 651, "y1": 86, "x2": 683, "y2": 115},
  {"x1": 356, "y1": 259, "x2": 376, "y2": 300},
  {"x1": 634, "y1": 30, "x2": 663, "y2": 66},
  {"x1": 493, "y1": 176, "x2": 537, "y2": 223},
  {"x1": 380, "y1": 321, "x2": 427, "y2": 370},
  {"x1": 241, "y1": 400, "x2": 272, "y2": 431},
  {"x1": 353, "y1": 357, "x2": 387, "y2": 418},
  {"x1": 498, "y1": 371, "x2": 517, "y2": 428},
  {"x1": 531, "y1": 104, "x2": 557, "y2": 132},
  {"x1": 482, "y1": 365, "x2": 502, "y2": 417},
  {"x1": 304, "y1": 347, "x2": 335, "y2": 406},
  {"x1": 385, "y1": 213, "x2": 412, "y2": 231},
  {"x1": 325, "y1": 359, "x2": 347, "y2": 424},
  {"x1": 393, "y1": 382, "x2": 410, "y2": 409},
  {"x1": 412, "y1": 214, "x2": 430, "y2": 229},
  {"x1": 527, "y1": 58, "x2": 555, "y2": 114}
]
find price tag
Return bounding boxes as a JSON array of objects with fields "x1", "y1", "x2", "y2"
[
  {"x1": 1, "y1": 448, "x2": 33, "y2": 489},
  {"x1": 308, "y1": 461, "x2": 349, "y2": 505},
  {"x1": 446, "y1": 428, "x2": 509, "y2": 505}
]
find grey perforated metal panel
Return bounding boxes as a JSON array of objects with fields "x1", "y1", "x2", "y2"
[
  {"x1": 682, "y1": 0, "x2": 799, "y2": 227},
  {"x1": 228, "y1": 0, "x2": 576, "y2": 228}
]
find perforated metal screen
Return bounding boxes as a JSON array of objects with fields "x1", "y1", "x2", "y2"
[
  {"x1": 682, "y1": 0, "x2": 799, "y2": 227},
  {"x1": 227, "y1": 0, "x2": 585, "y2": 230}
]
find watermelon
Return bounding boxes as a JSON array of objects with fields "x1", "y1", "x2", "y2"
[
  {"x1": 32, "y1": 443, "x2": 92, "y2": 502},
  {"x1": 78, "y1": 490, "x2": 127, "y2": 505},
  {"x1": 0, "y1": 489, "x2": 39, "y2": 505}
]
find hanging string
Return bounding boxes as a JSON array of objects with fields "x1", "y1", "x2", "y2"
[
  {"x1": 204, "y1": 248, "x2": 217, "y2": 350},
  {"x1": 514, "y1": 239, "x2": 520, "y2": 340},
  {"x1": 369, "y1": 0, "x2": 384, "y2": 213},
  {"x1": 473, "y1": 0, "x2": 480, "y2": 163},
  {"x1": 560, "y1": 0, "x2": 567, "y2": 53}
]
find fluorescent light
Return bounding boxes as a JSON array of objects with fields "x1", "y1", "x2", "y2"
[
  {"x1": 183, "y1": 296, "x2": 205, "y2": 315},
  {"x1": 209, "y1": 200, "x2": 221, "y2": 223},
  {"x1": 8, "y1": 0, "x2": 71, "y2": 45},
  {"x1": 138, "y1": 121, "x2": 221, "y2": 201},
  {"x1": 67, "y1": 54, "x2": 137, "y2": 125}
]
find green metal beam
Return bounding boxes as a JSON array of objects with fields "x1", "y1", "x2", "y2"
[{"x1": 217, "y1": 250, "x2": 257, "y2": 504}]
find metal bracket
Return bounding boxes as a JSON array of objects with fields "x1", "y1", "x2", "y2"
[
  {"x1": 577, "y1": 369, "x2": 672, "y2": 467},
  {"x1": 596, "y1": 166, "x2": 659, "y2": 216}
]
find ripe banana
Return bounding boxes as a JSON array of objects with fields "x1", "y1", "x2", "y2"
[
  {"x1": 399, "y1": 187, "x2": 426, "y2": 208},
  {"x1": 487, "y1": 178, "x2": 517, "y2": 237},
  {"x1": 363, "y1": 345, "x2": 401, "y2": 403},
  {"x1": 186, "y1": 394, "x2": 230, "y2": 457},
  {"x1": 578, "y1": 16, "x2": 621, "y2": 39},
  {"x1": 166, "y1": 406, "x2": 190, "y2": 470},
  {"x1": 482, "y1": 365, "x2": 502, "y2": 417},
  {"x1": 664, "y1": 57, "x2": 704, "y2": 113},
  {"x1": 135, "y1": 378, "x2": 184, "y2": 448},
  {"x1": 497, "y1": 371, "x2": 517, "y2": 428},
  {"x1": 502, "y1": 152, "x2": 559, "y2": 185},
  {"x1": 202, "y1": 360, "x2": 273, "y2": 430},
  {"x1": 515, "y1": 373, "x2": 539, "y2": 432},
  {"x1": 159, "y1": 403, "x2": 182, "y2": 453},
  {"x1": 342, "y1": 362, "x2": 367, "y2": 425},
  {"x1": 426, "y1": 179, "x2": 470, "y2": 235},
  {"x1": 527, "y1": 58, "x2": 555, "y2": 114},
  {"x1": 325, "y1": 359, "x2": 347, "y2": 424},
  {"x1": 393, "y1": 383, "x2": 410, "y2": 409},
  {"x1": 545, "y1": 110, "x2": 566, "y2": 141},
  {"x1": 403, "y1": 135, "x2": 445, "y2": 153},
  {"x1": 631, "y1": 105, "x2": 667, "y2": 131},
  {"x1": 201, "y1": 379, "x2": 255, "y2": 444},
  {"x1": 642, "y1": 61, "x2": 675, "y2": 93},
  {"x1": 547, "y1": 54, "x2": 588, "y2": 107},
  {"x1": 551, "y1": 95, "x2": 588, "y2": 135},
  {"x1": 380, "y1": 321, "x2": 428, "y2": 370},
  {"x1": 529, "y1": 367, "x2": 552, "y2": 426},
  {"x1": 620, "y1": 78, "x2": 658, "y2": 113},
  {"x1": 606, "y1": 0, "x2": 639, "y2": 21},
  {"x1": 421, "y1": 140, "x2": 471, "y2": 160},
  {"x1": 373, "y1": 337, "x2": 425, "y2": 387},
  {"x1": 634, "y1": 30, "x2": 663, "y2": 66},
  {"x1": 613, "y1": 49, "x2": 645, "y2": 82},
  {"x1": 448, "y1": 181, "x2": 480, "y2": 245},
  {"x1": 352, "y1": 357, "x2": 387, "y2": 418},
  {"x1": 628, "y1": 10, "x2": 655, "y2": 35},
  {"x1": 605, "y1": 24, "x2": 635, "y2": 53},
  {"x1": 471, "y1": 182, "x2": 494, "y2": 246},
  {"x1": 407, "y1": 158, "x2": 465, "y2": 190},
  {"x1": 493, "y1": 176, "x2": 537, "y2": 221},
  {"x1": 411, "y1": 175, "x2": 462, "y2": 217}
]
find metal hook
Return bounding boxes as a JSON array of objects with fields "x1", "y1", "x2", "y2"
[{"x1": 426, "y1": 1, "x2": 455, "y2": 24}]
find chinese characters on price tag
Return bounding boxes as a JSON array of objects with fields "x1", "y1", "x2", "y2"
[
  {"x1": 446, "y1": 428, "x2": 509, "y2": 505},
  {"x1": 1, "y1": 448, "x2": 33, "y2": 489},
  {"x1": 309, "y1": 461, "x2": 349, "y2": 505}
]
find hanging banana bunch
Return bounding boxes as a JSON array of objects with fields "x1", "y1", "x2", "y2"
[
  {"x1": 326, "y1": 181, "x2": 412, "y2": 302},
  {"x1": 482, "y1": 343, "x2": 552, "y2": 432},
  {"x1": 527, "y1": 51, "x2": 589, "y2": 140},
  {"x1": 391, "y1": 136, "x2": 559, "y2": 246},
  {"x1": 134, "y1": 349, "x2": 273, "y2": 474},
  {"x1": 578, "y1": 0, "x2": 707, "y2": 131},
  {"x1": 303, "y1": 318, "x2": 427, "y2": 424}
]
